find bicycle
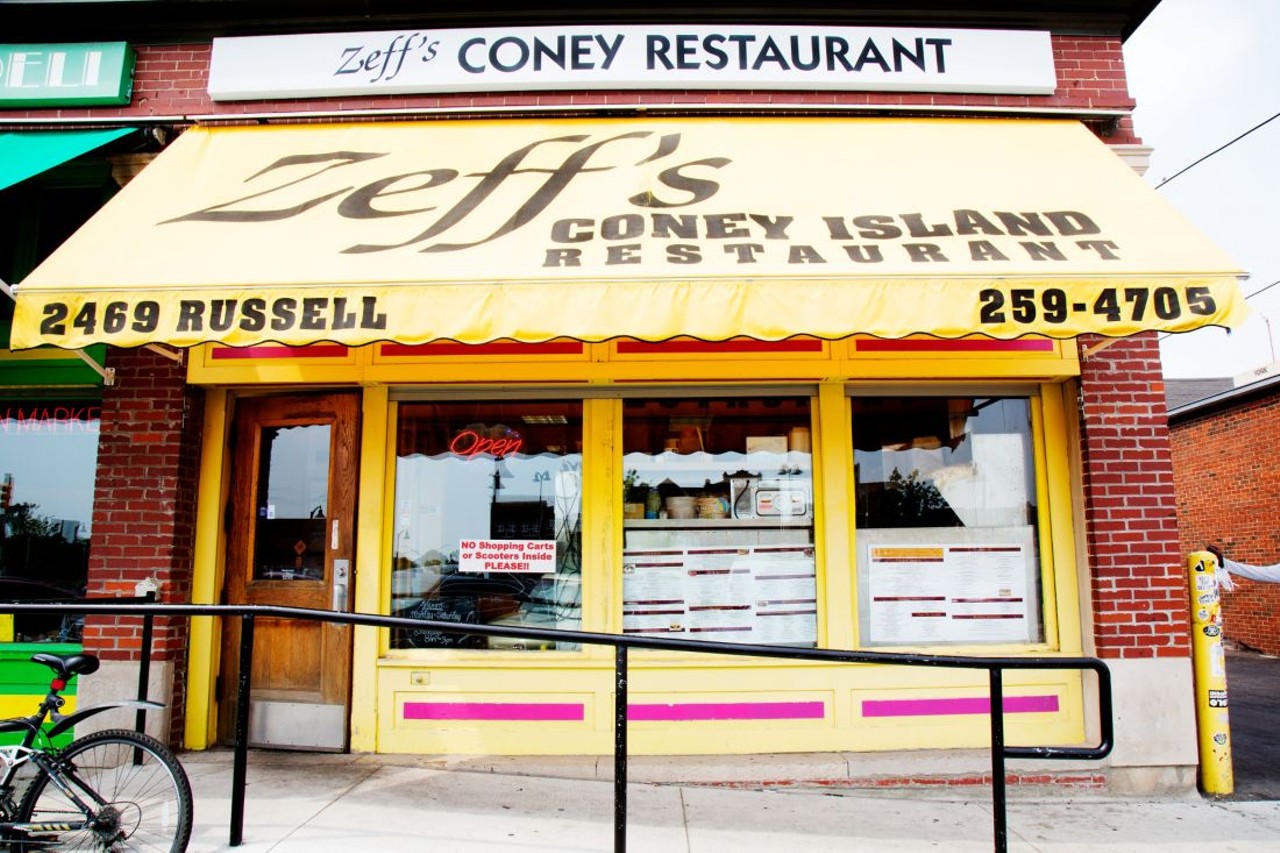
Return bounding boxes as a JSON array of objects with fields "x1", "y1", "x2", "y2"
[{"x1": 0, "y1": 652, "x2": 192, "y2": 851}]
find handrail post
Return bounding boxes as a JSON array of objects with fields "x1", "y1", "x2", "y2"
[
  {"x1": 230, "y1": 613, "x2": 255, "y2": 847},
  {"x1": 989, "y1": 667, "x2": 1007, "y2": 853},
  {"x1": 614, "y1": 644, "x2": 628, "y2": 853},
  {"x1": 135, "y1": 590, "x2": 156, "y2": 737}
]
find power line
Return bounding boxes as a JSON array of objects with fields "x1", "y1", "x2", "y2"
[
  {"x1": 1244, "y1": 278, "x2": 1280, "y2": 302},
  {"x1": 1155, "y1": 110, "x2": 1280, "y2": 189}
]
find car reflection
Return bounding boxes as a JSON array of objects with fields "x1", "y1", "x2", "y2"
[{"x1": 391, "y1": 568, "x2": 580, "y2": 650}]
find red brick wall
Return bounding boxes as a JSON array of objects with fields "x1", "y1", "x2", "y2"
[
  {"x1": 1078, "y1": 333, "x2": 1189, "y2": 658},
  {"x1": 3, "y1": 35, "x2": 1141, "y2": 143},
  {"x1": 84, "y1": 347, "x2": 204, "y2": 742},
  {"x1": 1171, "y1": 393, "x2": 1280, "y2": 655}
]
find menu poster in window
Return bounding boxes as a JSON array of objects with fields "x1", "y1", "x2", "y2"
[
  {"x1": 622, "y1": 552, "x2": 686, "y2": 634},
  {"x1": 753, "y1": 546, "x2": 819, "y2": 645},
  {"x1": 622, "y1": 545, "x2": 816, "y2": 645},
  {"x1": 867, "y1": 543, "x2": 1030, "y2": 644}
]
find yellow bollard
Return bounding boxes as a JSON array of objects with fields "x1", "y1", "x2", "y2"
[{"x1": 1187, "y1": 550, "x2": 1234, "y2": 796}]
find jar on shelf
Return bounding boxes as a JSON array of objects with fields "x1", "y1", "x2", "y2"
[{"x1": 645, "y1": 489, "x2": 662, "y2": 519}]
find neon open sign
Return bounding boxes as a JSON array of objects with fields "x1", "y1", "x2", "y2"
[{"x1": 448, "y1": 428, "x2": 523, "y2": 459}]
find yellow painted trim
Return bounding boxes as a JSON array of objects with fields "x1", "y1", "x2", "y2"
[
  {"x1": 183, "y1": 338, "x2": 1080, "y2": 388},
  {"x1": 350, "y1": 386, "x2": 389, "y2": 752},
  {"x1": 1030, "y1": 396, "x2": 1060, "y2": 647},
  {"x1": 375, "y1": 659, "x2": 1084, "y2": 755},
  {"x1": 0, "y1": 694, "x2": 70, "y2": 717},
  {"x1": 1042, "y1": 382, "x2": 1084, "y2": 655},
  {"x1": 377, "y1": 398, "x2": 400, "y2": 661},
  {"x1": 184, "y1": 387, "x2": 229, "y2": 751},
  {"x1": 588, "y1": 396, "x2": 619, "y2": 645},
  {"x1": 815, "y1": 381, "x2": 855, "y2": 649}
]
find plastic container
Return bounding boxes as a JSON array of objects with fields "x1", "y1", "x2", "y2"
[{"x1": 665, "y1": 496, "x2": 696, "y2": 519}]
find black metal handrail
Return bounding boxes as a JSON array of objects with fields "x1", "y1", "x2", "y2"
[{"x1": 0, "y1": 601, "x2": 1113, "y2": 853}]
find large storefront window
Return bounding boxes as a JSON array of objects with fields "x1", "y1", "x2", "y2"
[
  {"x1": 391, "y1": 401, "x2": 583, "y2": 650},
  {"x1": 621, "y1": 396, "x2": 816, "y2": 646},
  {"x1": 853, "y1": 396, "x2": 1043, "y2": 646},
  {"x1": 0, "y1": 397, "x2": 99, "y2": 642}
]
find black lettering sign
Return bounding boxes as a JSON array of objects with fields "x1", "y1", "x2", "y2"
[{"x1": 164, "y1": 132, "x2": 730, "y2": 256}]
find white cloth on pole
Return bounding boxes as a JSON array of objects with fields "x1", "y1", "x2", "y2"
[{"x1": 1219, "y1": 557, "x2": 1280, "y2": 590}]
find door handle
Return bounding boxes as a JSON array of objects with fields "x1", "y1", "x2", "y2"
[{"x1": 332, "y1": 559, "x2": 350, "y2": 611}]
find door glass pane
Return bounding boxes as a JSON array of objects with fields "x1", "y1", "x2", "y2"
[
  {"x1": 621, "y1": 396, "x2": 817, "y2": 647},
  {"x1": 390, "y1": 401, "x2": 583, "y2": 650},
  {"x1": 853, "y1": 396, "x2": 1044, "y2": 646},
  {"x1": 253, "y1": 424, "x2": 330, "y2": 581}
]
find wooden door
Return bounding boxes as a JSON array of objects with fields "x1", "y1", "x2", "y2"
[{"x1": 219, "y1": 393, "x2": 359, "y2": 750}]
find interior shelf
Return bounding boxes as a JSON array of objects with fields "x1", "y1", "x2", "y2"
[{"x1": 623, "y1": 517, "x2": 811, "y2": 529}]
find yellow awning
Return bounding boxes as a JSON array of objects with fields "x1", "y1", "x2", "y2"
[{"x1": 10, "y1": 116, "x2": 1245, "y2": 350}]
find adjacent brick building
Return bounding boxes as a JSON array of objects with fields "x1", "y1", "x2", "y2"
[{"x1": 1169, "y1": 375, "x2": 1280, "y2": 655}]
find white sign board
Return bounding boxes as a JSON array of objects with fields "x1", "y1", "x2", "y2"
[
  {"x1": 622, "y1": 544, "x2": 817, "y2": 645},
  {"x1": 457, "y1": 538, "x2": 556, "y2": 573},
  {"x1": 208, "y1": 25, "x2": 1055, "y2": 101},
  {"x1": 865, "y1": 541, "x2": 1033, "y2": 644}
]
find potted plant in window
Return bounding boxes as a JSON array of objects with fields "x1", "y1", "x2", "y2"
[{"x1": 622, "y1": 469, "x2": 647, "y2": 519}]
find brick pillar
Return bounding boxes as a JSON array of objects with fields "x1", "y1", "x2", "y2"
[
  {"x1": 1078, "y1": 332, "x2": 1190, "y2": 659},
  {"x1": 84, "y1": 346, "x2": 203, "y2": 744}
]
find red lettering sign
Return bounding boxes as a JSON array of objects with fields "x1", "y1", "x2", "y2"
[{"x1": 449, "y1": 429, "x2": 523, "y2": 460}]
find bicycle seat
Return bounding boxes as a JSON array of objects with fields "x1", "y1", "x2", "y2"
[{"x1": 31, "y1": 652, "x2": 100, "y2": 678}]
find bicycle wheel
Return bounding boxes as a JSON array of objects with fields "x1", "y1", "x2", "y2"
[{"x1": 16, "y1": 728, "x2": 192, "y2": 852}]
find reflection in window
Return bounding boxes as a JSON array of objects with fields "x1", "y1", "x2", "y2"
[
  {"x1": 390, "y1": 401, "x2": 583, "y2": 650},
  {"x1": 621, "y1": 397, "x2": 817, "y2": 647},
  {"x1": 853, "y1": 397, "x2": 1043, "y2": 646},
  {"x1": 253, "y1": 424, "x2": 330, "y2": 582},
  {"x1": 0, "y1": 399, "x2": 100, "y2": 643}
]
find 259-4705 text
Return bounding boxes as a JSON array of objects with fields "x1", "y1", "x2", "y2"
[{"x1": 978, "y1": 285, "x2": 1216, "y2": 326}]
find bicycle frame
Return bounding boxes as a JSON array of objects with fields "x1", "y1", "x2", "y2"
[{"x1": 0, "y1": 664, "x2": 165, "y2": 829}]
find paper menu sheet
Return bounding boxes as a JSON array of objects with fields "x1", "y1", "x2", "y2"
[
  {"x1": 622, "y1": 545, "x2": 816, "y2": 645},
  {"x1": 866, "y1": 543, "x2": 1031, "y2": 644}
]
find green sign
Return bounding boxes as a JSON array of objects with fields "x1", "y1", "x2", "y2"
[{"x1": 0, "y1": 42, "x2": 134, "y2": 107}]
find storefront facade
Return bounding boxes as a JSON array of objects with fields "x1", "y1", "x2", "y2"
[{"x1": 1, "y1": 2, "x2": 1243, "y2": 791}]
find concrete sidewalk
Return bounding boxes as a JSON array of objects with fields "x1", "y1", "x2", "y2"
[{"x1": 177, "y1": 751, "x2": 1280, "y2": 852}]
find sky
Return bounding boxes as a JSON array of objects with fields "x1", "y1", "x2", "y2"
[{"x1": 1123, "y1": 0, "x2": 1280, "y2": 380}]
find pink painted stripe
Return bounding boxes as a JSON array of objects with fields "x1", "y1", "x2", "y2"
[
  {"x1": 616, "y1": 339, "x2": 824, "y2": 354},
  {"x1": 861, "y1": 694, "x2": 1059, "y2": 718},
  {"x1": 380, "y1": 341, "x2": 584, "y2": 356},
  {"x1": 404, "y1": 702, "x2": 584, "y2": 722},
  {"x1": 856, "y1": 339, "x2": 1055, "y2": 352},
  {"x1": 628, "y1": 701, "x2": 826, "y2": 721}
]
